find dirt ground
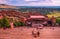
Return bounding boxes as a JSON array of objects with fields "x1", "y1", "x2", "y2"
[{"x1": 0, "y1": 27, "x2": 60, "y2": 39}]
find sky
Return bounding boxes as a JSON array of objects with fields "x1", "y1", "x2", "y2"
[{"x1": 0, "y1": 0, "x2": 60, "y2": 6}]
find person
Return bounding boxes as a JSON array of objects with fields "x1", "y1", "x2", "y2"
[
  {"x1": 47, "y1": 19, "x2": 52, "y2": 26},
  {"x1": 37, "y1": 29, "x2": 40, "y2": 37},
  {"x1": 51, "y1": 16, "x2": 56, "y2": 26},
  {"x1": 43, "y1": 21, "x2": 47, "y2": 26},
  {"x1": 32, "y1": 29, "x2": 37, "y2": 38},
  {"x1": 37, "y1": 24, "x2": 43, "y2": 29}
]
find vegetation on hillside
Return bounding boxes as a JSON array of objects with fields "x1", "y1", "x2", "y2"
[
  {"x1": 0, "y1": 17, "x2": 10, "y2": 28},
  {"x1": 47, "y1": 11, "x2": 60, "y2": 18},
  {"x1": 14, "y1": 21, "x2": 25, "y2": 27}
]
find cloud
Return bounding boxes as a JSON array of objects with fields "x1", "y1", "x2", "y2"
[
  {"x1": 0, "y1": 0, "x2": 7, "y2": 4},
  {"x1": 17, "y1": 2, "x2": 52, "y2": 6},
  {"x1": 14, "y1": 0, "x2": 53, "y2": 6},
  {"x1": 20, "y1": 0, "x2": 60, "y2": 6},
  {"x1": 24, "y1": 0, "x2": 51, "y2": 2},
  {"x1": 15, "y1": 0, "x2": 60, "y2": 6},
  {"x1": 0, "y1": 0, "x2": 60, "y2": 6},
  {"x1": 25, "y1": 0, "x2": 38, "y2": 1}
]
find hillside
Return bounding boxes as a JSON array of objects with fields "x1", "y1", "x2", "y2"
[
  {"x1": 0, "y1": 4, "x2": 60, "y2": 15},
  {"x1": 0, "y1": 4, "x2": 16, "y2": 9}
]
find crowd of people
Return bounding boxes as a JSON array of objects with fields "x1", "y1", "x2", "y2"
[{"x1": 42, "y1": 16, "x2": 57, "y2": 27}]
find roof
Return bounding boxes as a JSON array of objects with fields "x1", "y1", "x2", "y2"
[{"x1": 30, "y1": 16, "x2": 45, "y2": 18}]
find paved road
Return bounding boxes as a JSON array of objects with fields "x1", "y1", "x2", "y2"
[{"x1": 0, "y1": 27, "x2": 60, "y2": 39}]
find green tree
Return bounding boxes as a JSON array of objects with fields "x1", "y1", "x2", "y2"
[
  {"x1": 56, "y1": 18, "x2": 60, "y2": 23},
  {"x1": 2, "y1": 17, "x2": 10, "y2": 28},
  {"x1": 0, "y1": 19, "x2": 2, "y2": 28}
]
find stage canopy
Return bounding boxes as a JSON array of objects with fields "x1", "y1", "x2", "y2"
[{"x1": 30, "y1": 16, "x2": 45, "y2": 18}]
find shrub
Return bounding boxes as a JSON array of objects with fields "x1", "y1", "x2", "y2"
[
  {"x1": 0, "y1": 19, "x2": 2, "y2": 28},
  {"x1": 56, "y1": 18, "x2": 60, "y2": 23},
  {"x1": 1, "y1": 17, "x2": 10, "y2": 28},
  {"x1": 14, "y1": 21, "x2": 25, "y2": 27}
]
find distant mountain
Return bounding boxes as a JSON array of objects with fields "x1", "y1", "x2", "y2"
[
  {"x1": 0, "y1": 4, "x2": 8, "y2": 6},
  {"x1": 16, "y1": 6, "x2": 60, "y2": 15},
  {"x1": 0, "y1": 4, "x2": 16, "y2": 9},
  {"x1": 16, "y1": 6, "x2": 60, "y2": 9},
  {"x1": 0, "y1": 4, "x2": 60, "y2": 9}
]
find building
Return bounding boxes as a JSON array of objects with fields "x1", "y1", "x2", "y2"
[{"x1": 25, "y1": 15, "x2": 47, "y2": 27}]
